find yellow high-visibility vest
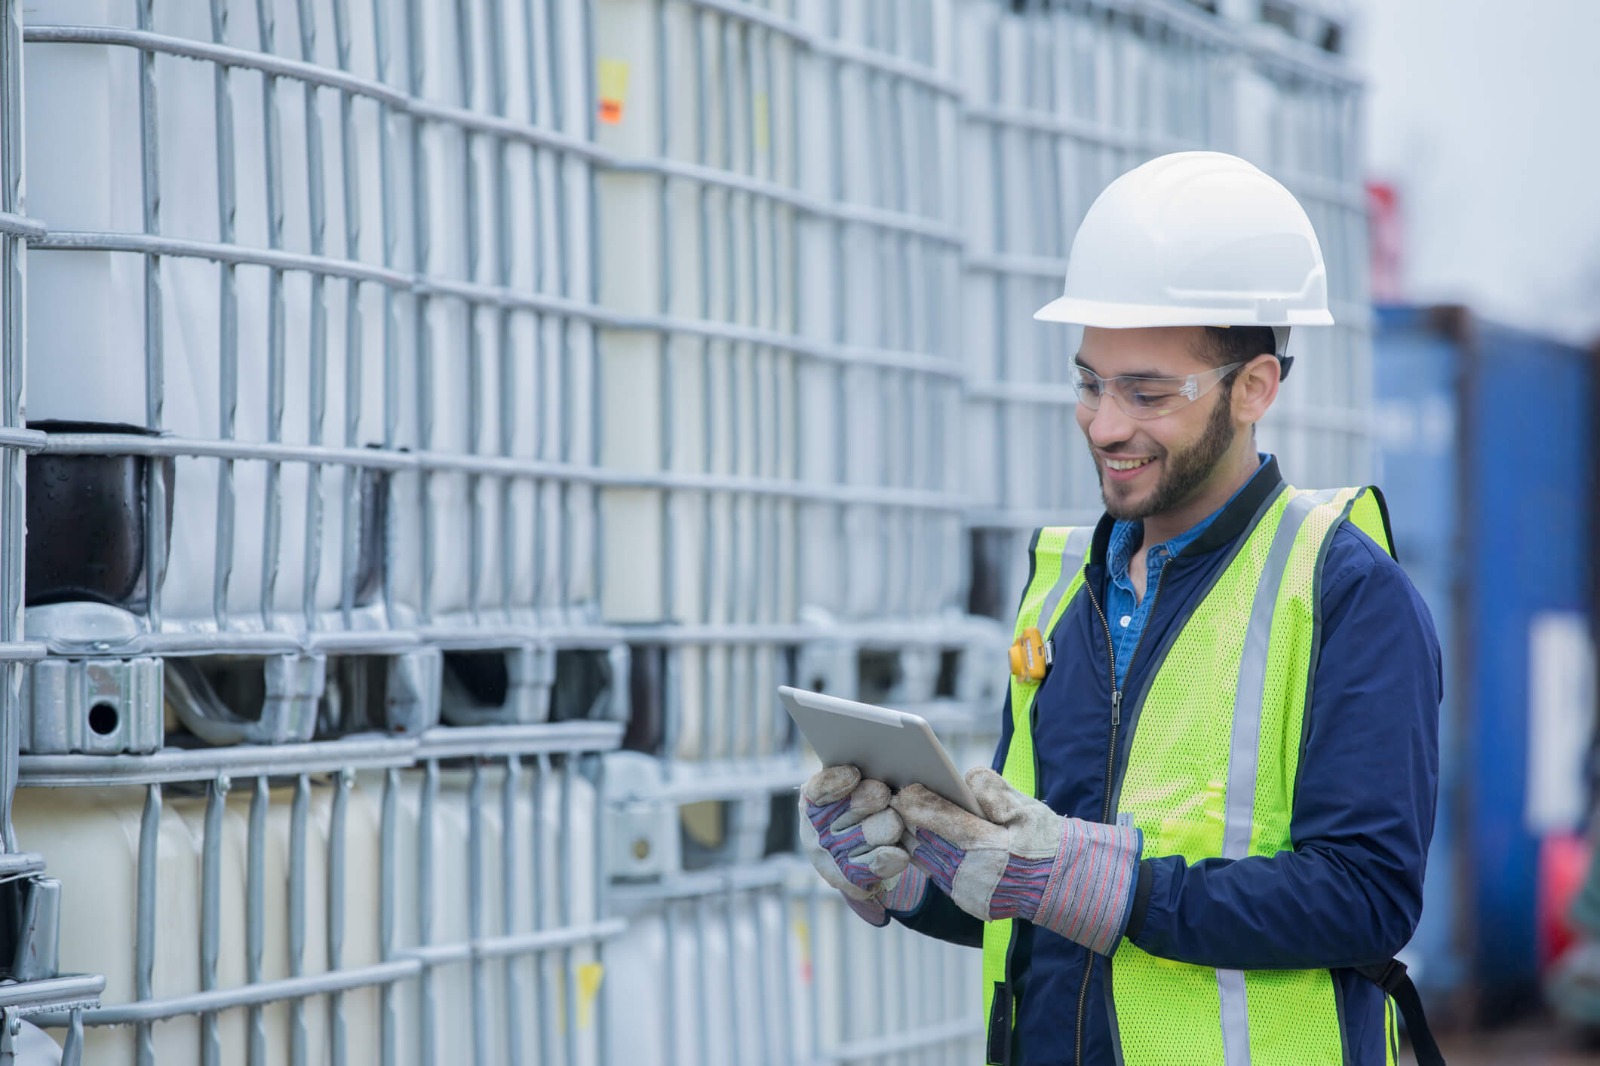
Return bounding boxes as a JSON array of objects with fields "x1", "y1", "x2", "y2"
[{"x1": 983, "y1": 485, "x2": 1400, "y2": 1066}]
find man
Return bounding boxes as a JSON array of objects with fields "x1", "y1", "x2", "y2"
[{"x1": 799, "y1": 152, "x2": 1442, "y2": 1065}]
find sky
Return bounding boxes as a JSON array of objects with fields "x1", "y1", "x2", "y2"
[{"x1": 1355, "y1": 0, "x2": 1600, "y2": 345}]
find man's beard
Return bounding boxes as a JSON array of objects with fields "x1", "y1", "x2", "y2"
[{"x1": 1099, "y1": 388, "x2": 1236, "y2": 522}]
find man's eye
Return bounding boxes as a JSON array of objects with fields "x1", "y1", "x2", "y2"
[
  {"x1": 1075, "y1": 375, "x2": 1103, "y2": 395},
  {"x1": 1129, "y1": 388, "x2": 1177, "y2": 408}
]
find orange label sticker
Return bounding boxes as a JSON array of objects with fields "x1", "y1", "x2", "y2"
[{"x1": 598, "y1": 58, "x2": 630, "y2": 125}]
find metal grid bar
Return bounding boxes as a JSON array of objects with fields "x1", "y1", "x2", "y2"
[
  {"x1": 325, "y1": 766, "x2": 350, "y2": 1066},
  {"x1": 135, "y1": 0, "x2": 168, "y2": 638},
  {"x1": 0, "y1": 0, "x2": 115, "y2": 1038},
  {"x1": 209, "y1": 0, "x2": 240, "y2": 633},
  {"x1": 18, "y1": 722, "x2": 623, "y2": 786},
  {"x1": 0, "y1": 978, "x2": 103, "y2": 1016},
  {"x1": 25, "y1": 432, "x2": 967, "y2": 507},
  {"x1": 0, "y1": 213, "x2": 43, "y2": 240},
  {"x1": 0, "y1": 0, "x2": 27, "y2": 855}
]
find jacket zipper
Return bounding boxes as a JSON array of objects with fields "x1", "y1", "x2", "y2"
[{"x1": 1071, "y1": 563, "x2": 1167, "y2": 1066}]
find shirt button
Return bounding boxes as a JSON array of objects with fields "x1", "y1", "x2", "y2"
[{"x1": 1119, "y1": 615, "x2": 1132, "y2": 627}]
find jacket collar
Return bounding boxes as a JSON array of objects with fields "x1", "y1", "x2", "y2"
[{"x1": 1087, "y1": 455, "x2": 1286, "y2": 567}]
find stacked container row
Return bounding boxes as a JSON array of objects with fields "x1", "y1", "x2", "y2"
[{"x1": 0, "y1": 0, "x2": 1375, "y2": 1063}]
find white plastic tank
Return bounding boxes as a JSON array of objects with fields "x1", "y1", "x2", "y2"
[
  {"x1": 387, "y1": 0, "x2": 602, "y2": 622},
  {"x1": 591, "y1": 0, "x2": 798, "y2": 757},
  {"x1": 589, "y1": 0, "x2": 964, "y2": 763},
  {"x1": 22, "y1": 0, "x2": 394, "y2": 626},
  {"x1": 593, "y1": 0, "x2": 804, "y2": 634},
  {"x1": 12, "y1": 761, "x2": 600, "y2": 1066},
  {"x1": 372, "y1": 762, "x2": 601, "y2": 1066},
  {"x1": 22, "y1": 0, "x2": 605, "y2": 628},
  {"x1": 603, "y1": 888, "x2": 792, "y2": 1066},
  {"x1": 663, "y1": 644, "x2": 784, "y2": 762},
  {"x1": 11, "y1": 778, "x2": 385, "y2": 1065},
  {"x1": 787, "y1": 883, "x2": 983, "y2": 1065}
]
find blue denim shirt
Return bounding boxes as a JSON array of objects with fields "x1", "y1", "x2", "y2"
[{"x1": 1103, "y1": 454, "x2": 1268, "y2": 689}]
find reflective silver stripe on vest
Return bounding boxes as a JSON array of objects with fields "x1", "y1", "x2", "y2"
[
  {"x1": 1037, "y1": 527, "x2": 1094, "y2": 640},
  {"x1": 1217, "y1": 488, "x2": 1340, "y2": 1066}
]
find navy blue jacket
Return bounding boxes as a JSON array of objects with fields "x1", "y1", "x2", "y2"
[{"x1": 899, "y1": 459, "x2": 1441, "y2": 1065}]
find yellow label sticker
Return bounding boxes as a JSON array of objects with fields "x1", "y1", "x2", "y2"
[
  {"x1": 598, "y1": 58, "x2": 630, "y2": 125},
  {"x1": 577, "y1": 962, "x2": 605, "y2": 1029}
]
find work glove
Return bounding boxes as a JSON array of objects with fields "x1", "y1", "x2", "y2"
[
  {"x1": 799, "y1": 765, "x2": 929, "y2": 926},
  {"x1": 892, "y1": 768, "x2": 1142, "y2": 956}
]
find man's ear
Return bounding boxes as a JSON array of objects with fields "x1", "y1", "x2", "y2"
[{"x1": 1231, "y1": 353, "x2": 1280, "y2": 423}]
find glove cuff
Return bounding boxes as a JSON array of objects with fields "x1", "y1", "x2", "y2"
[
  {"x1": 1033, "y1": 819, "x2": 1143, "y2": 956},
  {"x1": 843, "y1": 893, "x2": 890, "y2": 927},
  {"x1": 880, "y1": 865, "x2": 929, "y2": 914},
  {"x1": 840, "y1": 864, "x2": 929, "y2": 929}
]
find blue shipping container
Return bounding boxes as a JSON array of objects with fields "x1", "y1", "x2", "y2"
[{"x1": 1373, "y1": 305, "x2": 1597, "y2": 1022}]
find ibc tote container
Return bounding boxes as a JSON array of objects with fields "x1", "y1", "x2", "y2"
[
  {"x1": 599, "y1": 707, "x2": 997, "y2": 1066},
  {"x1": 958, "y1": 0, "x2": 1376, "y2": 622},
  {"x1": 11, "y1": 740, "x2": 610, "y2": 1066},
  {"x1": 12, "y1": 0, "x2": 626, "y2": 1060},
  {"x1": 22, "y1": 0, "x2": 395, "y2": 629},
  {"x1": 591, "y1": 0, "x2": 970, "y2": 768},
  {"x1": 590, "y1": 2, "x2": 988, "y2": 1062},
  {"x1": 1373, "y1": 304, "x2": 1598, "y2": 1022},
  {"x1": 591, "y1": 0, "x2": 803, "y2": 765},
  {"x1": 21, "y1": 0, "x2": 618, "y2": 720}
]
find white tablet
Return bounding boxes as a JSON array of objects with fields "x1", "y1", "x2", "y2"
[{"x1": 779, "y1": 686, "x2": 983, "y2": 816}]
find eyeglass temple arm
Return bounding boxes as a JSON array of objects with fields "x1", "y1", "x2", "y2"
[{"x1": 1273, "y1": 325, "x2": 1293, "y2": 380}]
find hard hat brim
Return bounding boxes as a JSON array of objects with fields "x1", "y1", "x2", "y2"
[{"x1": 1032, "y1": 295, "x2": 1335, "y2": 329}]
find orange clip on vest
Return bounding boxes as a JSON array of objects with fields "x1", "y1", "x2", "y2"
[{"x1": 1008, "y1": 626, "x2": 1050, "y2": 683}]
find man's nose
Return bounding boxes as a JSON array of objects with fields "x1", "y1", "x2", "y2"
[{"x1": 1085, "y1": 395, "x2": 1136, "y2": 447}]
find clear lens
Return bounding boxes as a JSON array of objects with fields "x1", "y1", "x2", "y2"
[
  {"x1": 1071, "y1": 362, "x2": 1243, "y2": 420},
  {"x1": 1122, "y1": 378, "x2": 1187, "y2": 413},
  {"x1": 1070, "y1": 367, "x2": 1104, "y2": 406}
]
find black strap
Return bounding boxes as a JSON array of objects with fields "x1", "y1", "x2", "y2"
[
  {"x1": 985, "y1": 981, "x2": 1013, "y2": 1066},
  {"x1": 1356, "y1": 959, "x2": 1445, "y2": 1066},
  {"x1": 990, "y1": 959, "x2": 1438, "y2": 1063}
]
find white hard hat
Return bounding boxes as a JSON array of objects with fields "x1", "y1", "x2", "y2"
[{"x1": 1034, "y1": 151, "x2": 1333, "y2": 334}]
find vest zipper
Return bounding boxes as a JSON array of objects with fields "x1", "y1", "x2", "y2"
[{"x1": 1071, "y1": 564, "x2": 1168, "y2": 1066}]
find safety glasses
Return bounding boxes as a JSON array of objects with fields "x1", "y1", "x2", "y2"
[{"x1": 1070, "y1": 360, "x2": 1244, "y2": 420}]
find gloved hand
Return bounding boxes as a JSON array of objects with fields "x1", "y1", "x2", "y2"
[
  {"x1": 799, "y1": 765, "x2": 929, "y2": 926},
  {"x1": 892, "y1": 767, "x2": 1142, "y2": 955}
]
